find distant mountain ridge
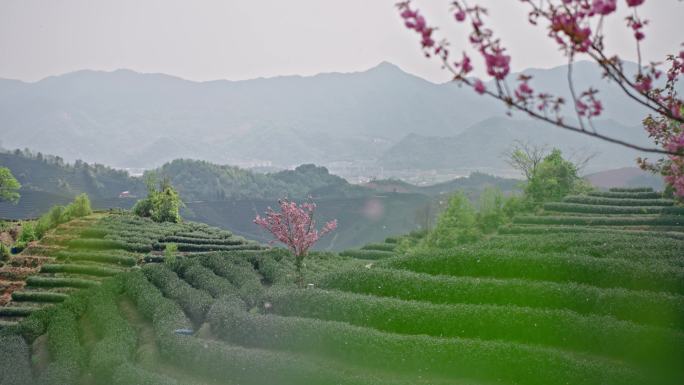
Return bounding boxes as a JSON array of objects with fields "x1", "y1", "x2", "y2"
[
  {"x1": 380, "y1": 117, "x2": 653, "y2": 175},
  {"x1": 0, "y1": 60, "x2": 666, "y2": 172}
]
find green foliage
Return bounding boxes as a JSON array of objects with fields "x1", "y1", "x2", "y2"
[
  {"x1": 0, "y1": 166, "x2": 21, "y2": 203},
  {"x1": 514, "y1": 215, "x2": 684, "y2": 227},
  {"x1": 588, "y1": 190, "x2": 663, "y2": 199},
  {"x1": 209, "y1": 300, "x2": 640, "y2": 385},
  {"x1": 361, "y1": 243, "x2": 397, "y2": 252},
  {"x1": 134, "y1": 177, "x2": 183, "y2": 223},
  {"x1": 524, "y1": 149, "x2": 585, "y2": 204},
  {"x1": 86, "y1": 280, "x2": 136, "y2": 382},
  {"x1": 198, "y1": 254, "x2": 264, "y2": 307},
  {"x1": 383, "y1": 248, "x2": 684, "y2": 295},
  {"x1": 564, "y1": 195, "x2": 675, "y2": 206},
  {"x1": 65, "y1": 193, "x2": 92, "y2": 218},
  {"x1": 40, "y1": 263, "x2": 123, "y2": 277},
  {"x1": 164, "y1": 243, "x2": 178, "y2": 268},
  {"x1": 544, "y1": 202, "x2": 684, "y2": 215},
  {"x1": 264, "y1": 288, "x2": 684, "y2": 366},
  {"x1": 142, "y1": 263, "x2": 213, "y2": 323},
  {"x1": 0, "y1": 243, "x2": 10, "y2": 261},
  {"x1": 26, "y1": 276, "x2": 100, "y2": 289},
  {"x1": 476, "y1": 187, "x2": 508, "y2": 233},
  {"x1": 18, "y1": 222, "x2": 37, "y2": 243},
  {"x1": 339, "y1": 249, "x2": 395, "y2": 260},
  {"x1": 23, "y1": 194, "x2": 93, "y2": 242},
  {"x1": 12, "y1": 291, "x2": 68, "y2": 303},
  {"x1": 320, "y1": 268, "x2": 684, "y2": 330},
  {"x1": 609, "y1": 187, "x2": 654, "y2": 193},
  {"x1": 424, "y1": 192, "x2": 480, "y2": 248}
]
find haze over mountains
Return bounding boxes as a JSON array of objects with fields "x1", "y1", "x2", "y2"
[{"x1": 0, "y1": 60, "x2": 665, "y2": 177}]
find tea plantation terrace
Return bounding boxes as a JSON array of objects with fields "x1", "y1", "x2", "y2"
[
  {"x1": 0, "y1": 187, "x2": 682, "y2": 385},
  {"x1": 0, "y1": 213, "x2": 263, "y2": 328}
]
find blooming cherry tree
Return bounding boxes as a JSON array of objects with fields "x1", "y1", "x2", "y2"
[
  {"x1": 397, "y1": 0, "x2": 684, "y2": 196},
  {"x1": 254, "y1": 199, "x2": 337, "y2": 285}
]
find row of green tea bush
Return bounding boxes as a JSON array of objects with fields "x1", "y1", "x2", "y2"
[
  {"x1": 264, "y1": 288, "x2": 684, "y2": 365},
  {"x1": 609, "y1": 187, "x2": 654, "y2": 193},
  {"x1": 544, "y1": 202, "x2": 684, "y2": 215},
  {"x1": 513, "y1": 215, "x2": 684, "y2": 227},
  {"x1": 319, "y1": 268, "x2": 684, "y2": 329},
  {"x1": 563, "y1": 195, "x2": 674, "y2": 206},
  {"x1": 208, "y1": 299, "x2": 644, "y2": 385},
  {"x1": 383, "y1": 249, "x2": 684, "y2": 294},
  {"x1": 588, "y1": 191, "x2": 662, "y2": 199}
]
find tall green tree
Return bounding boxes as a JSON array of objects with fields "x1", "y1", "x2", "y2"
[
  {"x1": 525, "y1": 149, "x2": 586, "y2": 204},
  {"x1": 425, "y1": 192, "x2": 480, "y2": 248},
  {"x1": 133, "y1": 176, "x2": 183, "y2": 223},
  {"x1": 0, "y1": 167, "x2": 21, "y2": 203}
]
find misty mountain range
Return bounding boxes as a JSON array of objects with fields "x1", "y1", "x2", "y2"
[{"x1": 0, "y1": 60, "x2": 668, "y2": 174}]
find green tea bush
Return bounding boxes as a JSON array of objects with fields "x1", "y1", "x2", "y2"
[
  {"x1": 563, "y1": 195, "x2": 674, "y2": 206},
  {"x1": 544, "y1": 202, "x2": 684, "y2": 215},
  {"x1": 160, "y1": 235, "x2": 244, "y2": 245},
  {"x1": 79, "y1": 228, "x2": 108, "y2": 238},
  {"x1": 339, "y1": 249, "x2": 395, "y2": 260},
  {"x1": 320, "y1": 268, "x2": 684, "y2": 329},
  {"x1": 86, "y1": 280, "x2": 136, "y2": 381},
  {"x1": 360, "y1": 243, "x2": 397, "y2": 252},
  {"x1": 142, "y1": 264, "x2": 213, "y2": 323},
  {"x1": 11, "y1": 291, "x2": 68, "y2": 303},
  {"x1": 178, "y1": 262, "x2": 239, "y2": 299},
  {"x1": 40, "y1": 263, "x2": 123, "y2": 277},
  {"x1": 55, "y1": 251, "x2": 137, "y2": 267},
  {"x1": 247, "y1": 250, "x2": 291, "y2": 284},
  {"x1": 208, "y1": 301, "x2": 642, "y2": 385},
  {"x1": 68, "y1": 238, "x2": 153, "y2": 253},
  {"x1": 383, "y1": 250, "x2": 684, "y2": 294},
  {"x1": 264, "y1": 288, "x2": 684, "y2": 365},
  {"x1": 588, "y1": 191, "x2": 662, "y2": 199},
  {"x1": 475, "y1": 234, "x2": 684, "y2": 265},
  {"x1": 199, "y1": 254, "x2": 264, "y2": 306},
  {"x1": 26, "y1": 276, "x2": 100, "y2": 289},
  {"x1": 173, "y1": 242, "x2": 262, "y2": 252},
  {"x1": 609, "y1": 187, "x2": 654, "y2": 193},
  {"x1": 499, "y1": 225, "x2": 684, "y2": 240},
  {"x1": 0, "y1": 307, "x2": 36, "y2": 317},
  {"x1": 37, "y1": 304, "x2": 85, "y2": 385},
  {"x1": 513, "y1": 214, "x2": 684, "y2": 226}
]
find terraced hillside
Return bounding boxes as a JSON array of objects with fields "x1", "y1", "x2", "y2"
[
  {"x1": 0, "y1": 213, "x2": 262, "y2": 328},
  {"x1": 0, "y1": 188, "x2": 683, "y2": 385}
]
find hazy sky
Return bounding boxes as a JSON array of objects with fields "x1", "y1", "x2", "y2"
[{"x1": 1, "y1": 0, "x2": 681, "y2": 83}]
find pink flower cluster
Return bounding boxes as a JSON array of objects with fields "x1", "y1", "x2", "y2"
[
  {"x1": 549, "y1": 11, "x2": 592, "y2": 53},
  {"x1": 399, "y1": 4, "x2": 435, "y2": 51},
  {"x1": 254, "y1": 199, "x2": 337, "y2": 258}
]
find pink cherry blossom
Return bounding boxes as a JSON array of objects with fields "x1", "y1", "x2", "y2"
[
  {"x1": 591, "y1": 0, "x2": 617, "y2": 16},
  {"x1": 473, "y1": 79, "x2": 486, "y2": 94},
  {"x1": 254, "y1": 198, "x2": 337, "y2": 260},
  {"x1": 626, "y1": 0, "x2": 645, "y2": 7}
]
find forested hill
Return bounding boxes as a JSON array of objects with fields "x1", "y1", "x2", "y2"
[
  {"x1": 0, "y1": 150, "x2": 372, "y2": 203},
  {"x1": 0, "y1": 149, "x2": 144, "y2": 200},
  {"x1": 157, "y1": 160, "x2": 371, "y2": 201}
]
